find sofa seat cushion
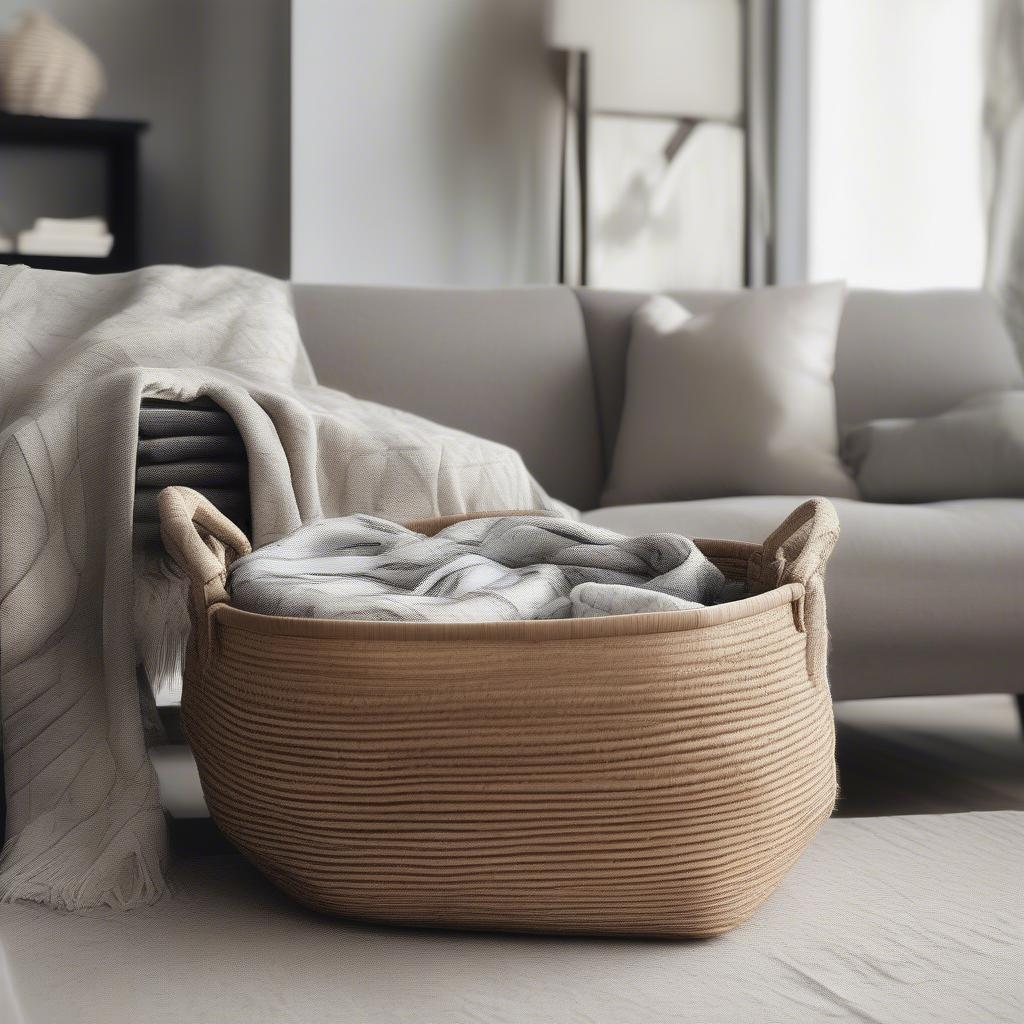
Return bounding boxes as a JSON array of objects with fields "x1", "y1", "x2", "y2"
[
  {"x1": 584, "y1": 497, "x2": 1024, "y2": 700},
  {"x1": 2, "y1": 812, "x2": 1020, "y2": 1024}
]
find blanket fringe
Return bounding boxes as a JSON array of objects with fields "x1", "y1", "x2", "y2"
[
  {"x1": 133, "y1": 555, "x2": 192, "y2": 703},
  {"x1": 0, "y1": 806, "x2": 169, "y2": 911}
]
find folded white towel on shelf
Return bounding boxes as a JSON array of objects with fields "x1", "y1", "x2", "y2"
[
  {"x1": 17, "y1": 215, "x2": 113, "y2": 256},
  {"x1": 17, "y1": 229, "x2": 113, "y2": 257},
  {"x1": 32, "y1": 216, "x2": 108, "y2": 237}
]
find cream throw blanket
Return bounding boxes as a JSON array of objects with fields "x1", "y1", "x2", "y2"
[{"x1": 0, "y1": 264, "x2": 562, "y2": 911}]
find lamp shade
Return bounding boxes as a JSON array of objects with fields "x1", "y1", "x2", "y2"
[{"x1": 545, "y1": 0, "x2": 741, "y2": 120}]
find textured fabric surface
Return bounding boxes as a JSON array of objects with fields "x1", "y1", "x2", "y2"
[
  {"x1": 586, "y1": 495, "x2": 1024, "y2": 700},
  {"x1": 0, "y1": 264, "x2": 561, "y2": 912},
  {"x1": 602, "y1": 284, "x2": 857, "y2": 505},
  {"x1": 843, "y1": 390, "x2": 1024, "y2": 501},
  {"x1": 576, "y1": 287, "x2": 1024, "y2": 468},
  {"x1": 1, "y1": 811, "x2": 1020, "y2": 1024},
  {"x1": 135, "y1": 461, "x2": 248, "y2": 489},
  {"x1": 292, "y1": 284, "x2": 605, "y2": 509},
  {"x1": 133, "y1": 399, "x2": 250, "y2": 564},
  {"x1": 134, "y1": 486, "x2": 249, "y2": 522},
  {"x1": 137, "y1": 404, "x2": 238, "y2": 438},
  {"x1": 134, "y1": 401, "x2": 249, "y2": 699},
  {"x1": 136, "y1": 434, "x2": 246, "y2": 465},
  {"x1": 227, "y1": 512, "x2": 734, "y2": 621}
]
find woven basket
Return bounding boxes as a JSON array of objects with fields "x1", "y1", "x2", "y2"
[{"x1": 159, "y1": 487, "x2": 840, "y2": 938}]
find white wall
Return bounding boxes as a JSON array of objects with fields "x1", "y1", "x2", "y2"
[
  {"x1": 291, "y1": 0, "x2": 562, "y2": 286},
  {"x1": 807, "y1": 0, "x2": 986, "y2": 289},
  {"x1": 1, "y1": 0, "x2": 289, "y2": 275}
]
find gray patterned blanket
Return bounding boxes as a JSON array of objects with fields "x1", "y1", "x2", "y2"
[
  {"x1": 0, "y1": 264, "x2": 563, "y2": 911},
  {"x1": 229, "y1": 514, "x2": 740, "y2": 622}
]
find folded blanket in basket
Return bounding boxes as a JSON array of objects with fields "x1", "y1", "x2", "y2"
[
  {"x1": 229, "y1": 514, "x2": 741, "y2": 622},
  {"x1": 0, "y1": 263, "x2": 564, "y2": 913}
]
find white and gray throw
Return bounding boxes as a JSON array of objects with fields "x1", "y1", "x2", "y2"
[
  {"x1": 229, "y1": 514, "x2": 740, "y2": 622},
  {"x1": 0, "y1": 264, "x2": 564, "y2": 912}
]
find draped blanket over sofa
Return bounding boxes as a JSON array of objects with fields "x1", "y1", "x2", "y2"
[{"x1": 0, "y1": 265, "x2": 561, "y2": 911}]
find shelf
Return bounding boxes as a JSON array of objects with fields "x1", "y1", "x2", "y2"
[
  {"x1": 0, "y1": 113, "x2": 148, "y2": 273},
  {"x1": 0, "y1": 111, "x2": 148, "y2": 145},
  {"x1": 0, "y1": 252, "x2": 128, "y2": 274}
]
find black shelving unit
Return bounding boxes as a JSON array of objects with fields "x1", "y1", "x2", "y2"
[{"x1": 0, "y1": 112, "x2": 148, "y2": 273}]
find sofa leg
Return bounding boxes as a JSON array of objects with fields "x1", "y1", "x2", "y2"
[{"x1": 1017, "y1": 695, "x2": 1024, "y2": 735}]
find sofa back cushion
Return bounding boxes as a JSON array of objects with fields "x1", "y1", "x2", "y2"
[
  {"x1": 578, "y1": 287, "x2": 1024, "y2": 467},
  {"x1": 292, "y1": 285, "x2": 605, "y2": 509},
  {"x1": 833, "y1": 290, "x2": 1024, "y2": 425}
]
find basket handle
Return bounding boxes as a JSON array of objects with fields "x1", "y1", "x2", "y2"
[
  {"x1": 760, "y1": 498, "x2": 839, "y2": 592},
  {"x1": 758, "y1": 498, "x2": 840, "y2": 688},
  {"x1": 158, "y1": 485, "x2": 252, "y2": 630}
]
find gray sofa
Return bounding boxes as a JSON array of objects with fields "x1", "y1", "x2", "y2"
[{"x1": 293, "y1": 284, "x2": 1024, "y2": 702}]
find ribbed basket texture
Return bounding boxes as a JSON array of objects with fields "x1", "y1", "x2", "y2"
[{"x1": 159, "y1": 487, "x2": 840, "y2": 938}]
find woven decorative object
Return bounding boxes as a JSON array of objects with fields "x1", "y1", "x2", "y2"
[
  {"x1": 0, "y1": 13, "x2": 104, "y2": 118},
  {"x1": 160, "y1": 487, "x2": 840, "y2": 938}
]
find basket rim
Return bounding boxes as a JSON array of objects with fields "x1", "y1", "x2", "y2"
[{"x1": 210, "y1": 581, "x2": 806, "y2": 642}]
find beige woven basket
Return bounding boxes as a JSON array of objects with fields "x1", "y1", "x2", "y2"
[{"x1": 159, "y1": 487, "x2": 840, "y2": 938}]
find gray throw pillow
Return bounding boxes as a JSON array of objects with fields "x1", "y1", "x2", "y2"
[
  {"x1": 601, "y1": 283, "x2": 858, "y2": 505},
  {"x1": 842, "y1": 390, "x2": 1024, "y2": 501}
]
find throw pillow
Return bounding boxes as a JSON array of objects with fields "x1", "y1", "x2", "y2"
[
  {"x1": 601, "y1": 283, "x2": 858, "y2": 505},
  {"x1": 842, "y1": 390, "x2": 1024, "y2": 501}
]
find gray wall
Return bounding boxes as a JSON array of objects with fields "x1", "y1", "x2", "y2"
[
  {"x1": 0, "y1": 0, "x2": 289, "y2": 275},
  {"x1": 198, "y1": 0, "x2": 290, "y2": 275},
  {"x1": 291, "y1": 0, "x2": 563, "y2": 286}
]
